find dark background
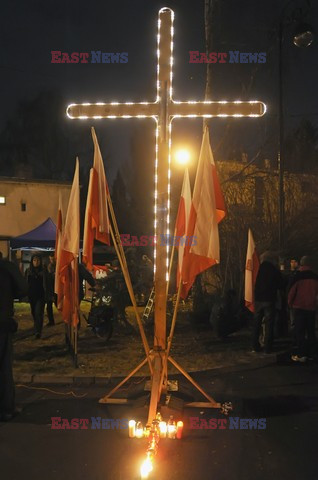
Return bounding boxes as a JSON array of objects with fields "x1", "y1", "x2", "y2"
[{"x1": 0, "y1": 0, "x2": 317, "y2": 183}]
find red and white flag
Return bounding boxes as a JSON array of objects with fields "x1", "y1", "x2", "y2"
[
  {"x1": 54, "y1": 192, "x2": 64, "y2": 309},
  {"x1": 58, "y1": 158, "x2": 80, "y2": 326},
  {"x1": 175, "y1": 168, "x2": 191, "y2": 287},
  {"x1": 82, "y1": 127, "x2": 110, "y2": 270},
  {"x1": 244, "y1": 228, "x2": 260, "y2": 312},
  {"x1": 181, "y1": 127, "x2": 226, "y2": 298}
]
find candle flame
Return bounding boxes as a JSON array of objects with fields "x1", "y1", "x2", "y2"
[{"x1": 140, "y1": 457, "x2": 153, "y2": 479}]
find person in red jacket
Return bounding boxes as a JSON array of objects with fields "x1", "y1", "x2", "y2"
[{"x1": 288, "y1": 256, "x2": 318, "y2": 363}]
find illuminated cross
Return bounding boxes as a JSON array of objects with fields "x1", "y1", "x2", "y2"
[{"x1": 67, "y1": 7, "x2": 266, "y2": 422}]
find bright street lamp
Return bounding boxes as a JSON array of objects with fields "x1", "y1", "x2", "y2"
[
  {"x1": 293, "y1": 23, "x2": 314, "y2": 47},
  {"x1": 175, "y1": 149, "x2": 191, "y2": 165}
]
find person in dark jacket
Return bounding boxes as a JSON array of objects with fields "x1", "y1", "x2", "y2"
[
  {"x1": 78, "y1": 262, "x2": 96, "y2": 302},
  {"x1": 0, "y1": 257, "x2": 28, "y2": 421},
  {"x1": 252, "y1": 252, "x2": 284, "y2": 353},
  {"x1": 286, "y1": 259, "x2": 299, "y2": 343},
  {"x1": 288, "y1": 256, "x2": 318, "y2": 362},
  {"x1": 44, "y1": 253, "x2": 56, "y2": 326},
  {"x1": 25, "y1": 254, "x2": 46, "y2": 338}
]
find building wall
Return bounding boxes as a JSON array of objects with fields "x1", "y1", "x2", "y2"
[{"x1": 0, "y1": 179, "x2": 71, "y2": 238}]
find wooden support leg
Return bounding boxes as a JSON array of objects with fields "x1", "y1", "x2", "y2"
[
  {"x1": 99, "y1": 357, "x2": 148, "y2": 403},
  {"x1": 168, "y1": 356, "x2": 220, "y2": 407}
]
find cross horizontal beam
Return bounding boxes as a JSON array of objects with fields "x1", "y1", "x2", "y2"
[
  {"x1": 67, "y1": 102, "x2": 158, "y2": 119},
  {"x1": 170, "y1": 100, "x2": 266, "y2": 117},
  {"x1": 67, "y1": 100, "x2": 266, "y2": 119}
]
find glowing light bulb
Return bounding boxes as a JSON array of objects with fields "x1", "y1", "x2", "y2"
[
  {"x1": 175, "y1": 149, "x2": 190, "y2": 165},
  {"x1": 159, "y1": 421, "x2": 167, "y2": 438},
  {"x1": 128, "y1": 420, "x2": 136, "y2": 438},
  {"x1": 136, "y1": 421, "x2": 144, "y2": 439}
]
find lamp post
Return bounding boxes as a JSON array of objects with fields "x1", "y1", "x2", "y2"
[{"x1": 278, "y1": 2, "x2": 313, "y2": 250}]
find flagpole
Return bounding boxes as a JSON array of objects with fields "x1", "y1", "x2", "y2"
[
  {"x1": 109, "y1": 223, "x2": 153, "y2": 374},
  {"x1": 166, "y1": 279, "x2": 182, "y2": 357},
  {"x1": 73, "y1": 258, "x2": 79, "y2": 368},
  {"x1": 166, "y1": 233, "x2": 176, "y2": 295},
  {"x1": 106, "y1": 189, "x2": 149, "y2": 333},
  {"x1": 159, "y1": 167, "x2": 191, "y2": 395},
  {"x1": 88, "y1": 129, "x2": 152, "y2": 369},
  {"x1": 107, "y1": 199, "x2": 151, "y2": 349}
]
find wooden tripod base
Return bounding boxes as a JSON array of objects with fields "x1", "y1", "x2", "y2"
[{"x1": 98, "y1": 351, "x2": 222, "y2": 421}]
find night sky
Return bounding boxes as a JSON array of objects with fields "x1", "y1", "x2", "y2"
[{"x1": 1, "y1": 0, "x2": 318, "y2": 183}]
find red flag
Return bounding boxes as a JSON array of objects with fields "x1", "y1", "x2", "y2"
[
  {"x1": 82, "y1": 127, "x2": 110, "y2": 270},
  {"x1": 244, "y1": 228, "x2": 260, "y2": 312},
  {"x1": 181, "y1": 127, "x2": 226, "y2": 298},
  {"x1": 58, "y1": 158, "x2": 80, "y2": 326},
  {"x1": 175, "y1": 168, "x2": 191, "y2": 288}
]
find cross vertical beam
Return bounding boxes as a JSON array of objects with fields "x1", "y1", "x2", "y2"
[{"x1": 154, "y1": 8, "x2": 172, "y2": 352}]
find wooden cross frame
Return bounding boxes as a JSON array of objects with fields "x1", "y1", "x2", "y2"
[{"x1": 67, "y1": 7, "x2": 266, "y2": 423}]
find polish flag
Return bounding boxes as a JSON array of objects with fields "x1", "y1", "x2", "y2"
[
  {"x1": 82, "y1": 127, "x2": 110, "y2": 270},
  {"x1": 58, "y1": 158, "x2": 80, "y2": 326},
  {"x1": 244, "y1": 228, "x2": 260, "y2": 312},
  {"x1": 181, "y1": 127, "x2": 226, "y2": 298},
  {"x1": 175, "y1": 168, "x2": 191, "y2": 287}
]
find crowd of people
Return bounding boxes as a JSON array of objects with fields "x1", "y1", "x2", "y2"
[
  {"x1": 0, "y1": 247, "x2": 317, "y2": 422},
  {"x1": 252, "y1": 253, "x2": 318, "y2": 362},
  {"x1": 24, "y1": 252, "x2": 96, "y2": 339},
  {"x1": 0, "y1": 250, "x2": 97, "y2": 421}
]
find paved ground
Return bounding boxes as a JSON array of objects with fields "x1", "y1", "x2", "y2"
[{"x1": 1, "y1": 355, "x2": 317, "y2": 480}]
